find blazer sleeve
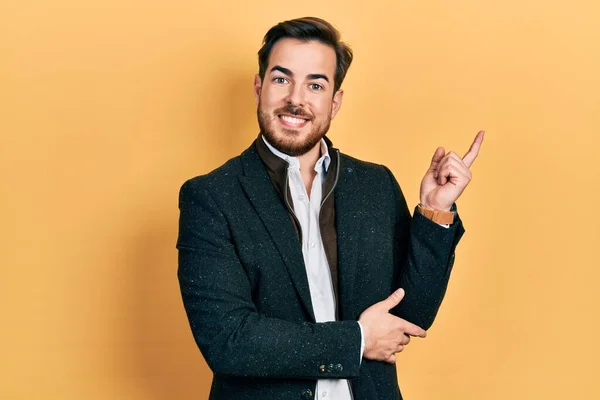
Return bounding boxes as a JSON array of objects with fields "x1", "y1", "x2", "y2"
[
  {"x1": 176, "y1": 178, "x2": 362, "y2": 379},
  {"x1": 382, "y1": 166, "x2": 465, "y2": 330}
]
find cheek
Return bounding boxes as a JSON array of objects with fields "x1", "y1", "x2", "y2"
[
  {"x1": 261, "y1": 86, "x2": 288, "y2": 108},
  {"x1": 311, "y1": 98, "x2": 333, "y2": 119}
]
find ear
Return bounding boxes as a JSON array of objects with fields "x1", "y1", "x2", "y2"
[
  {"x1": 253, "y1": 74, "x2": 262, "y2": 105},
  {"x1": 330, "y1": 89, "x2": 344, "y2": 119}
]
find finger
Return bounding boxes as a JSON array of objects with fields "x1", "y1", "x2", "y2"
[
  {"x1": 434, "y1": 152, "x2": 464, "y2": 179},
  {"x1": 401, "y1": 334, "x2": 411, "y2": 346},
  {"x1": 436, "y1": 157, "x2": 459, "y2": 185},
  {"x1": 401, "y1": 321, "x2": 427, "y2": 338},
  {"x1": 446, "y1": 151, "x2": 465, "y2": 165},
  {"x1": 396, "y1": 344, "x2": 405, "y2": 353},
  {"x1": 436, "y1": 158, "x2": 471, "y2": 186},
  {"x1": 462, "y1": 130, "x2": 485, "y2": 168},
  {"x1": 385, "y1": 353, "x2": 396, "y2": 364},
  {"x1": 434, "y1": 153, "x2": 471, "y2": 185},
  {"x1": 380, "y1": 288, "x2": 405, "y2": 311},
  {"x1": 428, "y1": 147, "x2": 446, "y2": 172},
  {"x1": 438, "y1": 167, "x2": 470, "y2": 187}
]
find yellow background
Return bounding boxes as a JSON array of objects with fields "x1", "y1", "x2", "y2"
[{"x1": 2, "y1": 0, "x2": 599, "y2": 399}]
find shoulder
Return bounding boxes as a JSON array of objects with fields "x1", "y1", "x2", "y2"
[
  {"x1": 338, "y1": 152, "x2": 394, "y2": 181},
  {"x1": 337, "y1": 151, "x2": 405, "y2": 205},
  {"x1": 179, "y1": 154, "x2": 244, "y2": 203}
]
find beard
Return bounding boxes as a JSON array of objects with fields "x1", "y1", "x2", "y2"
[{"x1": 257, "y1": 102, "x2": 331, "y2": 157}]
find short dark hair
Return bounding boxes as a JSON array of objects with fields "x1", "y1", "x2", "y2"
[{"x1": 257, "y1": 17, "x2": 353, "y2": 94}]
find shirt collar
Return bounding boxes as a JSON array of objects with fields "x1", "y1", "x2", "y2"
[{"x1": 261, "y1": 135, "x2": 331, "y2": 173}]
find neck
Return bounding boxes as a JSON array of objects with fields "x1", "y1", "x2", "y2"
[
  {"x1": 297, "y1": 141, "x2": 322, "y2": 173},
  {"x1": 298, "y1": 141, "x2": 322, "y2": 196}
]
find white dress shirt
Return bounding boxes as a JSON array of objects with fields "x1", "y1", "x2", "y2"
[{"x1": 262, "y1": 136, "x2": 362, "y2": 400}]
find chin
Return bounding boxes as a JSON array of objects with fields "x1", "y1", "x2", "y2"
[
  {"x1": 264, "y1": 130, "x2": 317, "y2": 156},
  {"x1": 259, "y1": 113, "x2": 327, "y2": 156}
]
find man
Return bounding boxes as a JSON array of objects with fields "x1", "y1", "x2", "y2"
[{"x1": 177, "y1": 16, "x2": 483, "y2": 400}]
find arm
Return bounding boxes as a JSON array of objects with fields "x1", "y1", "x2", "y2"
[
  {"x1": 383, "y1": 166, "x2": 464, "y2": 330},
  {"x1": 177, "y1": 178, "x2": 362, "y2": 379},
  {"x1": 386, "y1": 131, "x2": 484, "y2": 330}
]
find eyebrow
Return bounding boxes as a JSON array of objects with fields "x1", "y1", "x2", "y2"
[
  {"x1": 307, "y1": 73, "x2": 329, "y2": 83},
  {"x1": 270, "y1": 65, "x2": 330, "y2": 83}
]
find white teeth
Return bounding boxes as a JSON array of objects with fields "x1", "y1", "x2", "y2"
[{"x1": 280, "y1": 115, "x2": 307, "y2": 124}]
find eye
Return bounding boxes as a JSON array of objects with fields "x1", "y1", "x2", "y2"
[
  {"x1": 273, "y1": 77, "x2": 288, "y2": 84},
  {"x1": 309, "y1": 83, "x2": 324, "y2": 91}
]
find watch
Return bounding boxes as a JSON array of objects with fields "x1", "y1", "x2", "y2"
[{"x1": 417, "y1": 204, "x2": 455, "y2": 225}]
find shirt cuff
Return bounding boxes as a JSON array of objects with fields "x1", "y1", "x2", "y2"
[{"x1": 357, "y1": 321, "x2": 365, "y2": 364}]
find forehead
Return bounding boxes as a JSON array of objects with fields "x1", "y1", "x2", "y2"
[{"x1": 268, "y1": 38, "x2": 336, "y2": 78}]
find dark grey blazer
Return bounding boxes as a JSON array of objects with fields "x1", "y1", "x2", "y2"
[{"x1": 177, "y1": 142, "x2": 464, "y2": 400}]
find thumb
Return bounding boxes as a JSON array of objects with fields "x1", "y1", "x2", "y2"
[
  {"x1": 380, "y1": 288, "x2": 405, "y2": 311},
  {"x1": 428, "y1": 147, "x2": 445, "y2": 172}
]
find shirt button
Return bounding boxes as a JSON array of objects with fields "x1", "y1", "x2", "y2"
[
  {"x1": 299, "y1": 195, "x2": 305, "y2": 201},
  {"x1": 310, "y1": 242, "x2": 316, "y2": 248},
  {"x1": 322, "y1": 392, "x2": 327, "y2": 397}
]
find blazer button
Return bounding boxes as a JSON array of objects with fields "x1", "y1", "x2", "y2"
[
  {"x1": 300, "y1": 388, "x2": 313, "y2": 399},
  {"x1": 335, "y1": 363, "x2": 343, "y2": 372},
  {"x1": 319, "y1": 364, "x2": 326, "y2": 373},
  {"x1": 327, "y1": 364, "x2": 335, "y2": 373}
]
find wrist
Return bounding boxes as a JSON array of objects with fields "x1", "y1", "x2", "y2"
[
  {"x1": 357, "y1": 321, "x2": 366, "y2": 360},
  {"x1": 357, "y1": 319, "x2": 371, "y2": 352}
]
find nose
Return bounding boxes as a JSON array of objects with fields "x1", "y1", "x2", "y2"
[{"x1": 285, "y1": 82, "x2": 305, "y2": 107}]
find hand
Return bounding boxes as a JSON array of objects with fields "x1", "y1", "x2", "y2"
[
  {"x1": 420, "y1": 130, "x2": 485, "y2": 211},
  {"x1": 358, "y1": 288, "x2": 427, "y2": 364}
]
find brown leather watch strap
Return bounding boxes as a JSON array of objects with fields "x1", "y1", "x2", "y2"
[{"x1": 417, "y1": 204, "x2": 455, "y2": 225}]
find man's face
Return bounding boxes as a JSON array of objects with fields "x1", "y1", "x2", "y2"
[{"x1": 254, "y1": 38, "x2": 343, "y2": 156}]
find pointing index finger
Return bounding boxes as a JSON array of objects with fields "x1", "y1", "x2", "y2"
[{"x1": 462, "y1": 130, "x2": 485, "y2": 168}]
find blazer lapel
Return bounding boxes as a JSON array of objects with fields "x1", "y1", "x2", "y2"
[
  {"x1": 334, "y1": 157, "x2": 363, "y2": 320},
  {"x1": 238, "y1": 145, "x2": 316, "y2": 322}
]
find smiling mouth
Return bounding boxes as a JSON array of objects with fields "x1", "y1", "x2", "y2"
[{"x1": 278, "y1": 114, "x2": 310, "y2": 128}]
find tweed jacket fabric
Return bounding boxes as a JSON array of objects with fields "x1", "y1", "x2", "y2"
[{"x1": 177, "y1": 139, "x2": 465, "y2": 400}]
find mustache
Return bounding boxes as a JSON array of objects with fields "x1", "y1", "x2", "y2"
[{"x1": 274, "y1": 104, "x2": 313, "y2": 120}]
